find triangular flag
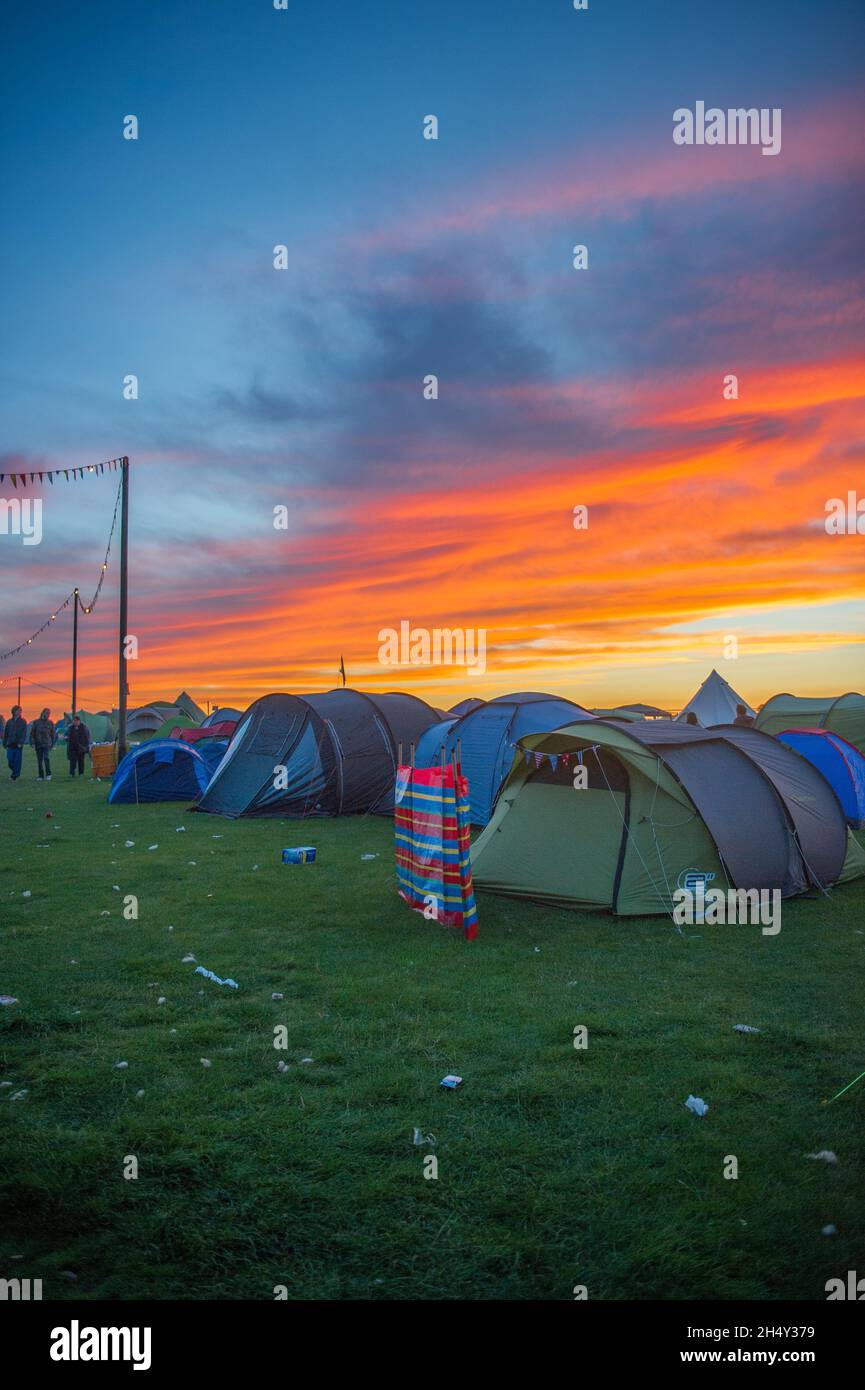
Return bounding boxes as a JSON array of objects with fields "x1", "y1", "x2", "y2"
[
  {"x1": 11, "y1": 474, "x2": 17, "y2": 487},
  {"x1": 524, "y1": 750, "x2": 531, "y2": 765},
  {"x1": 534, "y1": 752, "x2": 544, "y2": 768},
  {"x1": 48, "y1": 473, "x2": 54, "y2": 484},
  {"x1": 549, "y1": 754, "x2": 558, "y2": 771}
]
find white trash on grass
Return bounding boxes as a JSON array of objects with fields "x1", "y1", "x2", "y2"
[{"x1": 684, "y1": 1095, "x2": 709, "y2": 1117}]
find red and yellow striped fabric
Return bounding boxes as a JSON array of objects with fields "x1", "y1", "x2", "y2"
[{"x1": 394, "y1": 764, "x2": 478, "y2": 939}]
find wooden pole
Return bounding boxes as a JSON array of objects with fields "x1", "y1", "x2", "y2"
[
  {"x1": 71, "y1": 589, "x2": 79, "y2": 717},
  {"x1": 117, "y1": 457, "x2": 130, "y2": 759}
]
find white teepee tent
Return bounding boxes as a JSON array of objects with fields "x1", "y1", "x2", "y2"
[{"x1": 675, "y1": 669, "x2": 755, "y2": 726}]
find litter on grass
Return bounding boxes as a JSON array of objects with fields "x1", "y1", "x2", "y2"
[
  {"x1": 194, "y1": 966, "x2": 239, "y2": 989},
  {"x1": 412, "y1": 1128, "x2": 436, "y2": 1147},
  {"x1": 822, "y1": 1225, "x2": 837, "y2": 1236},
  {"x1": 734, "y1": 1024, "x2": 761, "y2": 1034},
  {"x1": 360, "y1": 854, "x2": 378, "y2": 861},
  {"x1": 0, "y1": 996, "x2": 19, "y2": 1006},
  {"x1": 181, "y1": 954, "x2": 196, "y2": 964},
  {"x1": 440, "y1": 1075, "x2": 463, "y2": 1090},
  {"x1": 9, "y1": 1090, "x2": 28, "y2": 1101},
  {"x1": 685, "y1": 1095, "x2": 709, "y2": 1116},
  {"x1": 272, "y1": 992, "x2": 284, "y2": 1001},
  {"x1": 806, "y1": 1150, "x2": 838, "y2": 1164},
  {"x1": 113, "y1": 1061, "x2": 129, "y2": 1070},
  {"x1": 282, "y1": 846, "x2": 316, "y2": 864}
]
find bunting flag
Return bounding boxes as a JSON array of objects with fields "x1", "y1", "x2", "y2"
[
  {"x1": 393, "y1": 763, "x2": 478, "y2": 939},
  {"x1": 0, "y1": 473, "x2": 123, "y2": 661},
  {"x1": 0, "y1": 457, "x2": 122, "y2": 489}
]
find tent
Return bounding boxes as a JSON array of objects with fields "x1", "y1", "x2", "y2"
[
  {"x1": 471, "y1": 719, "x2": 865, "y2": 915},
  {"x1": 196, "y1": 689, "x2": 439, "y2": 818},
  {"x1": 676, "y1": 670, "x2": 755, "y2": 726},
  {"x1": 449, "y1": 697, "x2": 485, "y2": 716},
  {"x1": 200, "y1": 707, "x2": 243, "y2": 728},
  {"x1": 57, "y1": 710, "x2": 116, "y2": 743},
  {"x1": 196, "y1": 738, "x2": 229, "y2": 780},
  {"x1": 173, "y1": 691, "x2": 205, "y2": 722},
  {"x1": 414, "y1": 691, "x2": 595, "y2": 825},
  {"x1": 593, "y1": 704, "x2": 672, "y2": 721},
  {"x1": 755, "y1": 692, "x2": 865, "y2": 753},
  {"x1": 127, "y1": 705, "x2": 182, "y2": 739},
  {"x1": 776, "y1": 729, "x2": 865, "y2": 828},
  {"x1": 109, "y1": 739, "x2": 211, "y2": 804},
  {"x1": 174, "y1": 721, "x2": 237, "y2": 742},
  {"x1": 147, "y1": 714, "x2": 199, "y2": 742}
]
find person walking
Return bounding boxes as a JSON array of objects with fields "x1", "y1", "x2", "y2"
[
  {"x1": 30, "y1": 707, "x2": 56, "y2": 780},
  {"x1": 67, "y1": 714, "x2": 91, "y2": 777},
  {"x1": 3, "y1": 704, "x2": 28, "y2": 781}
]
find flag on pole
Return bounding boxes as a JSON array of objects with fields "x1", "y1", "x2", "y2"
[{"x1": 339, "y1": 654, "x2": 346, "y2": 687}]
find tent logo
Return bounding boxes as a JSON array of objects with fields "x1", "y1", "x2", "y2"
[
  {"x1": 0, "y1": 497, "x2": 42, "y2": 545},
  {"x1": 677, "y1": 869, "x2": 716, "y2": 893},
  {"x1": 378, "y1": 621, "x2": 487, "y2": 675}
]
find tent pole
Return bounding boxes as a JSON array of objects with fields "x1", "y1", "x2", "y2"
[
  {"x1": 71, "y1": 589, "x2": 79, "y2": 717},
  {"x1": 117, "y1": 457, "x2": 130, "y2": 760}
]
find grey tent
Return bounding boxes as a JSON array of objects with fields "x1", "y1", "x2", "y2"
[{"x1": 196, "y1": 689, "x2": 439, "y2": 818}]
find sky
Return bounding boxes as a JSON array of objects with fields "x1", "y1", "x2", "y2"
[{"x1": 1, "y1": 0, "x2": 863, "y2": 717}]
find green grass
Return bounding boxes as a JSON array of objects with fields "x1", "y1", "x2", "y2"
[{"x1": 1, "y1": 748, "x2": 864, "y2": 1300}]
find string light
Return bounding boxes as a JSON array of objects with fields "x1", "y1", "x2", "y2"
[{"x1": 0, "y1": 473, "x2": 123, "y2": 661}]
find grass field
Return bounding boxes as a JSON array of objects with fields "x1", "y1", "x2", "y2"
[{"x1": 2, "y1": 748, "x2": 864, "y2": 1301}]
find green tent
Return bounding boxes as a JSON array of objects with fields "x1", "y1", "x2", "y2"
[
  {"x1": 755, "y1": 692, "x2": 865, "y2": 753},
  {"x1": 143, "y1": 714, "x2": 200, "y2": 742},
  {"x1": 60, "y1": 710, "x2": 116, "y2": 743},
  {"x1": 471, "y1": 720, "x2": 865, "y2": 916}
]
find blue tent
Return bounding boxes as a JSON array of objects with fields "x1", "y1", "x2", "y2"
[
  {"x1": 109, "y1": 739, "x2": 211, "y2": 804},
  {"x1": 777, "y1": 728, "x2": 865, "y2": 828},
  {"x1": 414, "y1": 692, "x2": 595, "y2": 825},
  {"x1": 196, "y1": 738, "x2": 229, "y2": 779}
]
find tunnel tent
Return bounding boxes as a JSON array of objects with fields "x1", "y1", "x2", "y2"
[
  {"x1": 470, "y1": 719, "x2": 865, "y2": 916},
  {"x1": 776, "y1": 728, "x2": 865, "y2": 829},
  {"x1": 675, "y1": 669, "x2": 755, "y2": 726},
  {"x1": 196, "y1": 688, "x2": 439, "y2": 818},
  {"x1": 127, "y1": 705, "x2": 182, "y2": 739},
  {"x1": 755, "y1": 692, "x2": 865, "y2": 753},
  {"x1": 109, "y1": 739, "x2": 211, "y2": 804},
  {"x1": 414, "y1": 691, "x2": 595, "y2": 825}
]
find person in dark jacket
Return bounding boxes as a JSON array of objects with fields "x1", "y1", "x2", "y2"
[
  {"x1": 67, "y1": 714, "x2": 91, "y2": 777},
  {"x1": 733, "y1": 703, "x2": 754, "y2": 727},
  {"x1": 30, "y1": 707, "x2": 56, "y2": 780},
  {"x1": 3, "y1": 705, "x2": 27, "y2": 781}
]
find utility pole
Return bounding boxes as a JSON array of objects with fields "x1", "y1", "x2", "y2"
[
  {"x1": 117, "y1": 457, "x2": 130, "y2": 759},
  {"x1": 71, "y1": 589, "x2": 79, "y2": 717},
  {"x1": 17, "y1": 674, "x2": 21, "y2": 707}
]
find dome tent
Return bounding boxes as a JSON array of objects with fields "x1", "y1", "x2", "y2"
[
  {"x1": 413, "y1": 691, "x2": 595, "y2": 826},
  {"x1": 196, "y1": 689, "x2": 439, "y2": 818},
  {"x1": 755, "y1": 692, "x2": 865, "y2": 754},
  {"x1": 109, "y1": 740, "x2": 211, "y2": 804},
  {"x1": 471, "y1": 719, "x2": 865, "y2": 915},
  {"x1": 776, "y1": 728, "x2": 865, "y2": 828},
  {"x1": 200, "y1": 707, "x2": 243, "y2": 728}
]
